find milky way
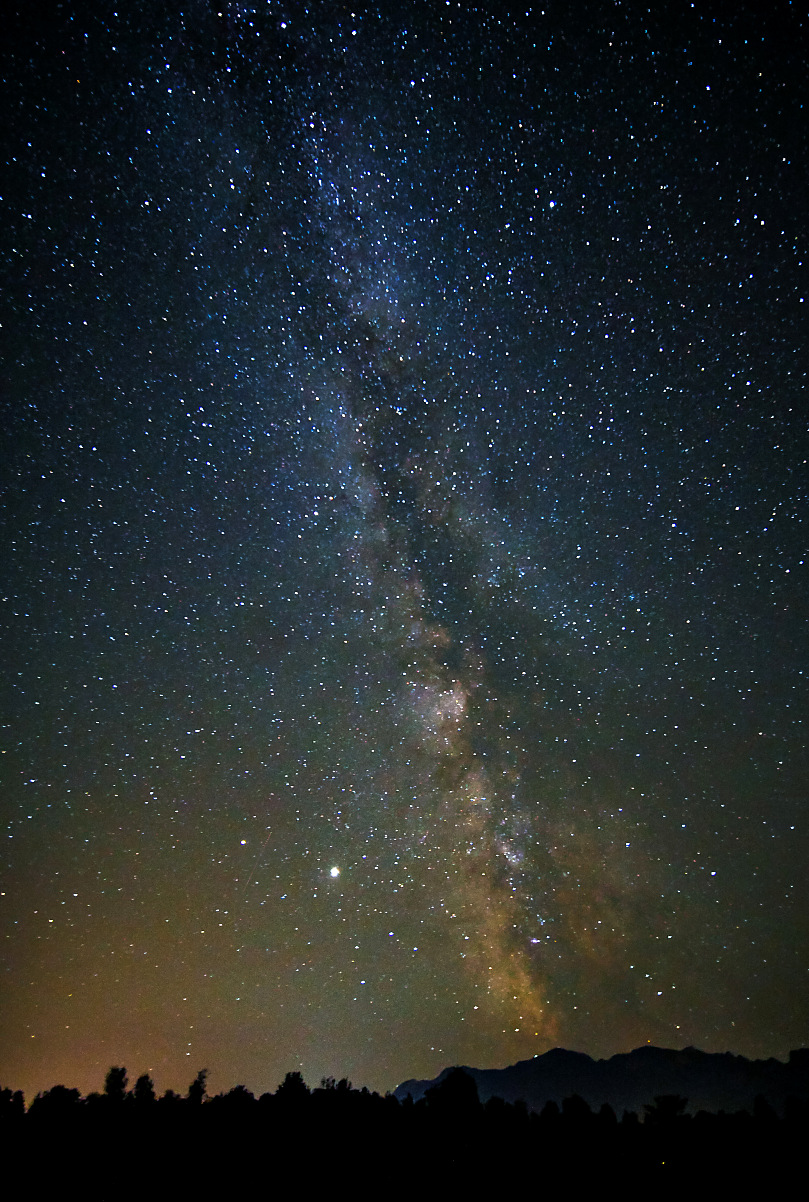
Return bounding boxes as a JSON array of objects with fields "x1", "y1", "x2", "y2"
[{"x1": 2, "y1": 1, "x2": 807, "y2": 1100}]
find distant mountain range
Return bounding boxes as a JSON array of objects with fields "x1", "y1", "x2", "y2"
[{"x1": 395, "y1": 1046, "x2": 809, "y2": 1116}]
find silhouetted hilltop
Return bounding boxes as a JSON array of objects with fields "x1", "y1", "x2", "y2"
[
  {"x1": 395, "y1": 1046, "x2": 809, "y2": 1115},
  {"x1": 4, "y1": 1056, "x2": 808, "y2": 1196}
]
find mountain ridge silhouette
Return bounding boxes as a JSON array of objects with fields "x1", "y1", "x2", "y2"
[{"x1": 395, "y1": 1045, "x2": 809, "y2": 1115}]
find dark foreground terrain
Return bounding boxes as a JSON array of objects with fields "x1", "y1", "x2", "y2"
[{"x1": 3, "y1": 1065, "x2": 807, "y2": 1199}]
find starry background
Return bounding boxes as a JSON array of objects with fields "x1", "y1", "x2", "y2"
[{"x1": 2, "y1": 0, "x2": 807, "y2": 1100}]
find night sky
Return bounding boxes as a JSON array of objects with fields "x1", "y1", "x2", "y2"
[{"x1": 2, "y1": 0, "x2": 807, "y2": 1102}]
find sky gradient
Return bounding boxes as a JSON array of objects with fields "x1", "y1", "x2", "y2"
[{"x1": 2, "y1": 0, "x2": 807, "y2": 1100}]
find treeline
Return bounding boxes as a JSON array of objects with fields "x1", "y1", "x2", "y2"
[{"x1": 2, "y1": 1066, "x2": 804, "y2": 1195}]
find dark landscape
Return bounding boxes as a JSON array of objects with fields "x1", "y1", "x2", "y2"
[
  {"x1": 397, "y1": 1043, "x2": 809, "y2": 1115},
  {"x1": 4, "y1": 1046, "x2": 808, "y2": 1196}
]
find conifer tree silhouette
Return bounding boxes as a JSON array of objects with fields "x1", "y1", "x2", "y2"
[{"x1": 188, "y1": 1069, "x2": 208, "y2": 1105}]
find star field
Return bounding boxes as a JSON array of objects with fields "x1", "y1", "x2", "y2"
[{"x1": 1, "y1": 0, "x2": 807, "y2": 1100}]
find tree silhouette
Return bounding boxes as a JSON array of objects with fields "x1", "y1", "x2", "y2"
[
  {"x1": 597, "y1": 1102, "x2": 618, "y2": 1128},
  {"x1": 562, "y1": 1093, "x2": 594, "y2": 1124},
  {"x1": 644, "y1": 1094, "x2": 688, "y2": 1125},
  {"x1": 0, "y1": 1087, "x2": 25, "y2": 1122},
  {"x1": 212, "y1": 1084, "x2": 255, "y2": 1110},
  {"x1": 276, "y1": 1071, "x2": 309, "y2": 1103},
  {"x1": 133, "y1": 1073, "x2": 156, "y2": 1105},
  {"x1": 539, "y1": 1098, "x2": 561, "y2": 1123},
  {"x1": 752, "y1": 1094, "x2": 778, "y2": 1124},
  {"x1": 29, "y1": 1084, "x2": 82, "y2": 1116},
  {"x1": 188, "y1": 1069, "x2": 208, "y2": 1106},
  {"x1": 104, "y1": 1066, "x2": 128, "y2": 1104},
  {"x1": 424, "y1": 1068, "x2": 480, "y2": 1114}
]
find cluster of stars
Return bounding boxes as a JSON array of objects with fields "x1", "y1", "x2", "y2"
[{"x1": 1, "y1": 0, "x2": 806, "y2": 1101}]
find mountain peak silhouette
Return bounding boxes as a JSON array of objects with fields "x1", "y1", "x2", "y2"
[{"x1": 395, "y1": 1045, "x2": 809, "y2": 1115}]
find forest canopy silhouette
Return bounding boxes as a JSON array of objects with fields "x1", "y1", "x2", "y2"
[{"x1": 3, "y1": 1058, "x2": 806, "y2": 1195}]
